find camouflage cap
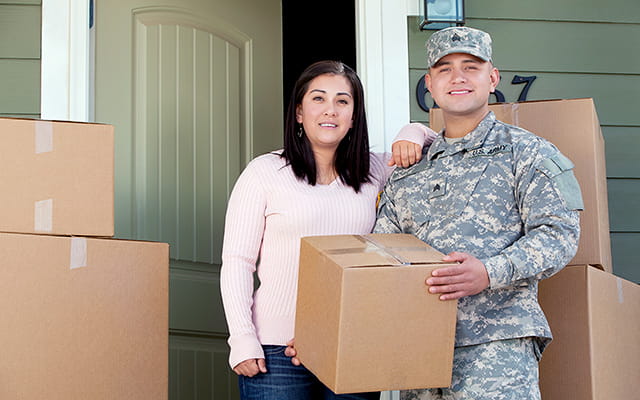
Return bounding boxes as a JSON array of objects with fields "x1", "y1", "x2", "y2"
[{"x1": 426, "y1": 27, "x2": 492, "y2": 68}]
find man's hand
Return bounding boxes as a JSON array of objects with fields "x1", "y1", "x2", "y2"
[
  {"x1": 426, "y1": 252, "x2": 490, "y2": 300},
  {"x1": 284, "y1": 339, "x2": 301, "y2": 366},
  {"x1": 233, "y1": 358, "x2": 267, "y2": 377},
  {"x1": 388, "y1": 140, "x2": 422, "y2": 168}
]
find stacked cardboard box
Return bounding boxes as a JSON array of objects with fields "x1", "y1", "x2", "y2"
[
  {"x1": 537, "y1": 265, "x2": 639, "y2": 400},
  {"x1": 431, "y1": 98, "x2": 640, "y2": 400},
  {"x1": 0, "y1": 118, "x2": 169, "y2": 399},
  {"x1": 0, "y1": 118, "x2": 114, "y2": 236}
]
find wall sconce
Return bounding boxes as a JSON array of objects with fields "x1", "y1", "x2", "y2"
[{"x1": 419, "y1": 0, "x2": 465, "y2": 30}]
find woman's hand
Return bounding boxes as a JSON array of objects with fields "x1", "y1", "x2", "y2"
[
  {"x1": 233, "y1": 358, "x2": 268, "y2": 377},
  {"x1": 388, "y1": 140, "x2": 423, "y2": 167},
  {"x1": 285, "y1": 339, "x2": 302, "y2": 366}
]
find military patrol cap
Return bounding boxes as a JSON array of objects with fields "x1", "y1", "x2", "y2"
[{"x1": 426, "y1": 26, "x2": 493, "y2": 68}]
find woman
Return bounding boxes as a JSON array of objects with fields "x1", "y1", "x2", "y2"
[{"x1": 220, "y1": 60, "x2": 435, "y2": 399}]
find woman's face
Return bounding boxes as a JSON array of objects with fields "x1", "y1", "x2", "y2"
[{"x1": 296, "y1": 73, "x2": 354, "y2": 152}]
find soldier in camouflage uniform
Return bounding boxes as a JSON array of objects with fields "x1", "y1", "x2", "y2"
[{"x1": 374, "y1": 27, "x2": 583, "y2": 399}]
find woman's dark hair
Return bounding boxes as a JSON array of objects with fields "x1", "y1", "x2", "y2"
[{"x1": 281, "y1": 60, "x2": 370, "y2": 192}]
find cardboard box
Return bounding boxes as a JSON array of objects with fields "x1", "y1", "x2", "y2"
[
  {"x1": 538, "y1": 265, "x2": 640, "y2": 400},
  {"x1": 0, "y1": 232, "x2": 169, "y2": 399},
  {"x1": 295, "y1": 233, "x2": 458, "y2": 394},
  {"x1": 430, "y1": 99, "x2": 612, "y2": 271},
  {"x1": 0, "y1": 117, "x2": 114, "y2": 236}
]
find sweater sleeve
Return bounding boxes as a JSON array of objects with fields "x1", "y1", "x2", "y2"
[
  {"x1": 219, "y1": 159, "x2": 268, "y2": 368},
  {"x1": 393, "y1": 122, "x2": 437, "y2": 147},
  {"x1": 372, "y1": 123, "x2": 438, "y2": 184}
]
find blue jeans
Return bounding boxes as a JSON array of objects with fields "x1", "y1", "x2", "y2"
[{"x1": 239, "y1": 345, "x2": 380, "y2": 400}]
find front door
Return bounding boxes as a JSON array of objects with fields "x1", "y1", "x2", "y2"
[{"x1": 94, "y1": 1, "x2": 282, "y2": 398}]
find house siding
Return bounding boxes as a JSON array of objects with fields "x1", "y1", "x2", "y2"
[
  {"x1": 408, "y1": 0, "x2": 640, "y2": 283},
  {"x1": 0, "y1": 1, "x2": 40, "y2": 118}
]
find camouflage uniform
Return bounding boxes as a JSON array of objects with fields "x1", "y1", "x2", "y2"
[
  {"x1": 374, "y1": 112, "x2": 582, "y2": 399},
  {"x1": 425, "y1": 26, "x2": 493, "y2": 68},
  {"x1": 400, "y1": 338, "x2": 541, "y2": 400}
]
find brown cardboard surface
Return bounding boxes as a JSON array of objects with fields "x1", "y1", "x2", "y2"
[
  {"x1": 430, "y1": 98, "x2": 612, "y2": 271},
  {"x1": 0, "y1": 232, "x2": 169, "y2": 399},
  {"x1": 295, "y1": 234, "x2": 457, "y2": 394},
  {"x1": 0, "y1": 117, "x2": 114, "y2": 236},
  {"x1": 538, "y1": 265, "x2": 640, "y2": 400}
]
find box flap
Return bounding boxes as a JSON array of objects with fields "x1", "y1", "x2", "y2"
[{"x1": 301, "y1": 234, "x2": 448, "y2": 268}]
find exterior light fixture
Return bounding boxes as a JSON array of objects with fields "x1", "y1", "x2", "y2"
[{"x1": 419, "y1": 0, "x2": 465, "y2": 30}]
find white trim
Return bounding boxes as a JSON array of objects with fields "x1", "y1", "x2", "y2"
[
  {"x1": 356, "y1": 0, "x2": 412, "y2": 153},
  {"x1": 407, "y1": 0, "x2": 421, "y2": 16},
  {"x1": 41, "y1": 0, "x2": 93, "y2": 122}
]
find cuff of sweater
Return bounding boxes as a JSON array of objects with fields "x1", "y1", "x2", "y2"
[
  {"x1": 228, "y1": 333, "x2": 264, "y2": 369},
  {"x1": 393, "y1": 122, "x2": 437, "y2": 146}
]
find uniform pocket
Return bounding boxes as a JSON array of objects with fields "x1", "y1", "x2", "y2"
[
  {"x1": 538, "y1": 153, "x2": 584, "y2": 211},
  {"x1": 446, "y1": 155, "x2": 492, "y2": 216}
]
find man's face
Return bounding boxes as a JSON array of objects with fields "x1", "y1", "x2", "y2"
[{"x1": 426, "y1": 53, "x2": 500, "y2": 120}]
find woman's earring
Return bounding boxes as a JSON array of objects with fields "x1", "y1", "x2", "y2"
[{"x1": 297, "y1": 126, "x2": 303, "y2": 138}]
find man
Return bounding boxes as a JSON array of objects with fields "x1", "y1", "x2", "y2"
[{"x1": 374, "y1": 27, "x2": 583, "y2": 399}]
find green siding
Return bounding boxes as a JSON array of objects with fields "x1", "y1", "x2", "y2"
[
  {"x1": 0, "y1": 3, "x2": 40, "y2": 117},
  {"x1": 608, "y1": 179, "x2": 640, "y2": 232},
  {"x1": 408, "y1": 7, "x2": 640, "y2": 283},
  {"x1": 409, "y1": 19, "x2": 640, "y2": 75},
  {"x1": 0, "y1": 59, "x2": 40, "y2": 114},
  {"x1": 611, "y1": 233, "x2": 640, "y2": 283},
  {"x1": 0, "y1": 1, "x2": 41, "y2": 4},
  {"x1": 465, "y1": 0, "x2": 640, "y2": 24},
  {"x1": 603, "y1": 127, "x2": 640, "y2": 178},
  {"x1": 0, "y1": 4, "x2": 40, "y2": 58}
]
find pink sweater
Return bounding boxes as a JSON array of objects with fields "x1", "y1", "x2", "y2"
[{"x1": 220, "y1": 125, "x2": 434, "y2": 368}]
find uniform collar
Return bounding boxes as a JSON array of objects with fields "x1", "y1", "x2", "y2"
[{"x1": 428, "y1": 111, "x2": 497, "y2": 160}]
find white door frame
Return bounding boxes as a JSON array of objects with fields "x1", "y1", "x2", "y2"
[
  {"x1": 41, "y1": 0, "x2": 93, "y2": 122},
  {"x1": 355, "y1": 0, "x2": 420, "y2": 152}
]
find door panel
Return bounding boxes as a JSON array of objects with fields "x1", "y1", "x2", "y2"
[
  {"x1": 95, "y1": 1, "x2": 282, "y2": 398},
  {"x1": 133, "y1": 8, "x2": 245, "y2": 263}
]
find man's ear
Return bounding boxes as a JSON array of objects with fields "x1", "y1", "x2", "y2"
[
  {"x1": 489, "y1": 67, "x2": 500, "y2": 92},
  {"x1": 425, "y1": 73, "x2": 432, "y2": 92}
]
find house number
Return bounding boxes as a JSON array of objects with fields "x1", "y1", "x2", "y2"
[{"x1": 416, "y1": 75, "x2": 538, "y2": 112}]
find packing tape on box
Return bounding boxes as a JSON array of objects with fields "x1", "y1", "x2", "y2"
[
  {"x1": 70, "y1": 237, "x2": 88, "y2": 269},
  {"x1": 34, "y1": 199, "x2": 53, "y2": 232},
  {"x1": 357, "y1": 235, "x2": 412, "y2": 265},
  {"x1": 325, "y1": 242, "x2": 404, "y2": 265},
  {"x1": 617, "y1": 278, "x2": 624, "y2": 304},
  {"x1": 360, "y1": 235, "x2": 419, "y2": 265},
  {"x1": 512, "y1": 103, "x2": 520, "y2": 127},
  {"x1": 323, "y1": 235, "x2": 441, "y2": 266},
  {"x1": 35, "y1": 120, "x2": 54, "y2": 154}
]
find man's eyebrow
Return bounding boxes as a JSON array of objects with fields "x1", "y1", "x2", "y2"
[{"x1": 433, "y1": 60, "x2": 451, "y2": 68}]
